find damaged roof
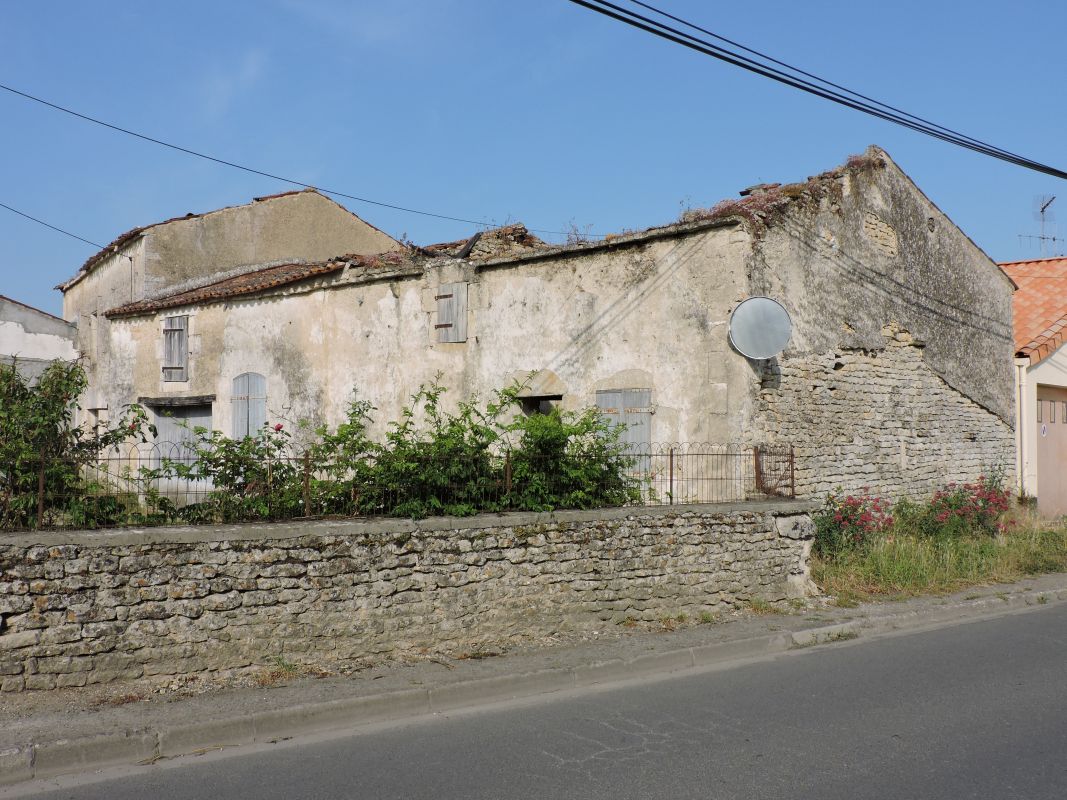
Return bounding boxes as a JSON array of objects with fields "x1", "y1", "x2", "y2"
[
  {"x1": 56, "y1": 188, "x2": 391, "y2": 293},
  {"x1": 105, "y1": 261, "x2": 346, "y2": 318},
  {"x1": 104, "y1": 251, "x2": 417, "y2": 319},
  {"x1": 1000, "y1": 257, "x2": 1067, "y2": 363}
]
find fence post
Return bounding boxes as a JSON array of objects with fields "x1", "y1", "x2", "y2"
[
  {"x1": 37, "y1": 447, "x2": 46, "y2": 529},
  {"x1": 668, "y1": 447, "x2": 674, "y2": 505},
  {"x1": 303, "y1": 452, "x2": 312, "y2": 517},
  {"x1": 753, "y1": 446, "x2": 763, "y2": 495},
  {"x1": 504, "y1": 450, "x2": 512, "y2": 495}
]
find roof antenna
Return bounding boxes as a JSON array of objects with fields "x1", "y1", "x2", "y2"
[{"x1": 1019, "y1": 195, "x2": 1061, "y2": 257}]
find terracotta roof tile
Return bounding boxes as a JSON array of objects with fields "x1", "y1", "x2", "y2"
[
  {"x1": 1000, "y1": 257, "x2": 1067, "y2": 363},
  {"x1": 105, "y1": 261, "x2": 345, "y2": 318}
]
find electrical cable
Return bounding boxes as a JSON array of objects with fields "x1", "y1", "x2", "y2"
[
  {"x1": 567, "y1": 0, "x2": 1067, "y2": 180},
  {"x1": 0, "y1": 201, "x2": 110, "y2": 251},
  {"x1": 0, "y1": 82, "x2": 584, "y2": 238},
  {"x1": 620, "y1": 0, "x2": 1028, "y2": 161}
]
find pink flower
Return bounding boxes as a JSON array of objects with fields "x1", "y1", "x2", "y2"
[{"x1": 273, "y1": 423, "x2": 283, "y2": 432}]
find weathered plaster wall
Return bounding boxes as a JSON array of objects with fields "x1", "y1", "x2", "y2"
[
  {"x1": 0, "y1": 297, "x2": 77, "y2": 380},
  {"x1": 142, "y1": 192, "x2": 401, "y2": 297},
  {"x1": 0, "y1": 503, "x2": 814, "y2": 692},
  {"x1": 104, "y1": 222, "x2": 756, "y2": 444}
]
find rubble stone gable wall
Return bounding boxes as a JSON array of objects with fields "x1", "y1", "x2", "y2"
[
  {"x1": 754, "y1": 328, "x2": 1015, "y2": 498},
  {"x1": 0, "y1": 503, "x2": 812, "y2": 693}
]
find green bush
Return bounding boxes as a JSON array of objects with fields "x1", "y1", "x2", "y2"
[
  {"x1": 148, "y1": 378, "x2": 640, "y2": 523},
  {"x1": 0, "y1": 360, "x2": 153, "y2": 529}
]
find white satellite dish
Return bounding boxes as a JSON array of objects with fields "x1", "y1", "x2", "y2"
[{"x1": 728, "y1": 296, "x2": 792, "y2": 359}]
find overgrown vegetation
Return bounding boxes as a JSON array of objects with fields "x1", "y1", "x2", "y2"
[
  {"x1": 811, "y1": 476, "x2": 1067, "y2": 600},
  {"x1": 0, "y1": 365, "x2": 639, "y2": 530},
  {"x1": 0, "y1": 360, "x2": 153, "y2": 529},
  {"x1": 163, "y1": 380, "x2": 638, "y2": 523}
]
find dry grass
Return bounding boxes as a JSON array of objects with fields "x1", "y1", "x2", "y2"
[
  {"x1": 252, "y1": 657, "x2": 331, "y2": 688},
  {"x1": 813, "y1": 520, "x2": 1067, "y2": 602}
]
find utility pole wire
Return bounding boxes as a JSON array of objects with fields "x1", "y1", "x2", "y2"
[
  {"x1": 621, "y1": 0, "x2": 1028, "y2": 161},
  {"x1": 0, "y1": 82, "x2": 580, "y2": 237},
  {"x1": 0, "y1": 201, "x2": 109, "y2": 250},
  {"x1": 567, "y1": 0, "x2": 1067, "y2": 181}
]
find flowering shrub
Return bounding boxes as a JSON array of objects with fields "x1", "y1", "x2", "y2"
[
  {"x1": 813, "y1": 492, "x2": 894, "y2": 559},
  {"x1": 814, "y1": 474, "x2": 1013, "y2": 559},
  {"x1": 925, "y1": 475, "x2": 1011, "y2": 538}
]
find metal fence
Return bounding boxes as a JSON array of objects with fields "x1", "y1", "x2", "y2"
[{"x1": 0, "y1": 442, "x2": 794, "y2": 531}]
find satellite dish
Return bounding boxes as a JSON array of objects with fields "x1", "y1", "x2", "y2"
[{"x1": 729, "y1": 296, "x2": 792, "y2": 360}]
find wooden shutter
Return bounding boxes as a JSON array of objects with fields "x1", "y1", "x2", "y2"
[
  {"x1": 596, "y1": 388, "x2": 652, "y2": 470},
  {"x1": 435, "y1": 282, "x2": 468, "y2": 343},
  {"x1": 232, "y1": 372, "x2": 267, "y2": 438},
  {"x1": 162, "y1": 316, "x2": 188, "y2": 382},
  {"x1": 232, "y1": 373, "x2": 250, "y2": 438}
]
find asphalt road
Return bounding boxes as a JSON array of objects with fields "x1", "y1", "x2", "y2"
[{"x1": 17, "y1": 605, "x2": 1067, "y2": 799}]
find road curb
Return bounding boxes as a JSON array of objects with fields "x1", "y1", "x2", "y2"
[{"x1": 4, "y1": 584, "x2": 1066, "y2": 789}]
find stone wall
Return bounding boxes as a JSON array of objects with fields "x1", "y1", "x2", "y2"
[
  {"x1": 0, "y1": 502, "x2": 812, "y2": 693},
  {"x1": 754, "y1": 327, "x2": 1015, "y2": 498}
]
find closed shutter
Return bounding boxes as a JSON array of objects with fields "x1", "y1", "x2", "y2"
[
  {"x1": 436, "y1": 282, "x2": 468, "y2": 343},
  {"x1": 162, "y1": 316, "x2": 188, "y2": 382},
  {"x1": 232, "y1": 372, "x2": 267, "y2": 438},
  {"x1": 153, "y1": 403, "x2": 212, "y2": 465},
  {"x1": 597, "y1": 388, "x2": 652, "y2": 470}
]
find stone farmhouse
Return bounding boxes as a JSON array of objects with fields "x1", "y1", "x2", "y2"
[
  {"x1": 60, "y1": 146, "x2": 1016, "y2": 500},
  {"x1": 57, "y1": 188, "x2": 401, "y2": 428},
  {"x1": 0, "y1": 294, "x2": 77, "y2": 381},
  {"x1": 1000, "y1": 257, "x2": 1067, "y2": 516}
]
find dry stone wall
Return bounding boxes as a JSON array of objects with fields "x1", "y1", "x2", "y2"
[
  {"x1": 0, "y1": 503, "x2": 813, "y2": 693},
  {"x1": 754, "y1": 326, "x2": 1015, "y2": 499}
]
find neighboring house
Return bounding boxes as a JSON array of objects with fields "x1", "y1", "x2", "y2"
[
  {"x1": 1000, "y1": 257, "x2": 1067, "y2": 516},
  {"x1": 0, "y1": 294, "x2": 77, "y2": 381},
  {"x1": 79, "y1": 147, "x2": 1015, "y2": 500},
  {"x1": 57, "y1": 187, "x2": 401, "y2": 429}
]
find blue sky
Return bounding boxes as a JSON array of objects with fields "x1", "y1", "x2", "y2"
[{"x1": 2, "y1": 1, "x2": 1065, "y2": 314}]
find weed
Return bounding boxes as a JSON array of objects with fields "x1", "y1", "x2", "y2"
[
  {"x1": 746, "y1": 598, "x2": 779, "y2": 616},
  {"x1": 826, "y1": 630, "x2": 859, "y2": 643},
  {"x1": 699, "y1": 611, "x2": 719, "y2": 624},
  {"x1": 675, "y1": 612, "x2": 688, "y2": 624},
  {"x1": 1038, "y1": 595, "x2": 1049, "y2": 605},
  {"x1": 814, "y1": 522, "x2": 1067, "y2": 601},
  {"x1": 619, "y1": 616, "x2": 639, "y2": 628}
]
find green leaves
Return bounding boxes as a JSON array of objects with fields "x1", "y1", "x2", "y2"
[{"x1": 0, "y1": 360, "x2": 154, "y2": 529}]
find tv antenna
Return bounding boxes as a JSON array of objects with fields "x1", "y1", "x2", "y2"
[{"x1": 1018, "y1": 195, "x2": 1062, "y2": 257}]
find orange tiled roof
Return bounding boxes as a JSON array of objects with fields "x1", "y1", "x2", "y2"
[
  {"x1": 104, "y1": 261, "x2": 345, "y2": 319},
  {"x1": 1001, "y1": 257, "x2": 1067, "y2": 364}
]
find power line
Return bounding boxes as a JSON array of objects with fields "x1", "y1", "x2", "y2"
[
  {"x1": 0, "y1": 201, "x2": 110, "y2": 251},
  {"x1": 566, "y1": 0, "x2": 1067, "y2": 181},
  {"x1": 0, "y1": 82, "x2": 582, "y2": 238}
]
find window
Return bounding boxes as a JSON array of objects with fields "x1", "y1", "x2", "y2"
[
  {"x1": 232, "y1": 373, "x2": 267, "y2": 439},
  {"x1": 162, "y1": 316, "x2": 189, "y2": 381},
  {"x1": 435, "y1": 282, "x2": 468, "y2": 343},
  {"x1": 1053, "y1": 401, "x2": 1058, "y2": 424},
  {"x1": 1038, "y1": 399, "x2": 1043, "y2": 423}
]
